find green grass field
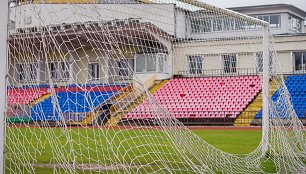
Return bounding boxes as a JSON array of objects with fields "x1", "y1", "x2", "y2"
[{"x1": 6, "y1": 127, "x2": 277, "y2": 173}]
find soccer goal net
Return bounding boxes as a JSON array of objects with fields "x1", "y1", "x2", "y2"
[{"x1": 2, "y1": 0, "x2": 306, "y2": 173}]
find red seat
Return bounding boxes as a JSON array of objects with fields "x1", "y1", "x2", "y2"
[{"x1": 125, "y1": 76, "x2": 262, "y2": 120}]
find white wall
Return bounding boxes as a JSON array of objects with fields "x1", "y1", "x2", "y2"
[
  {"x1": 11, "y1": 3, "x2": 176, "y2": 36},
  {"x1": 175, "y1": 9, "x2": 187, "y2": 39},
  {"x1": 173, "y1": 35, "x2": 306, "y2": 75},
  {"x1": 277, "y1": 52, "x2": 292, "y2": 73},
  {"x1": 279, "y1": 13, "x2": 289, "y2": 34}
]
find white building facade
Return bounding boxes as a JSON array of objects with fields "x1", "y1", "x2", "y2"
[{"x1": 8, "y1": 2, "x2": 306, "y2": 87}]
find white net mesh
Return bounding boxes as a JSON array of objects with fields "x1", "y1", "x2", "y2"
[{"x1": 4, "y1": 0, "x2": 306, "y2": 173}]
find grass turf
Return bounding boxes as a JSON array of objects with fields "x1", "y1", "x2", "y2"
[{"x1": 6, "y1": 127, "x2": 277, "y2": 173}]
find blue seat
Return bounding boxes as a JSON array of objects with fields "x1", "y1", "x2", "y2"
[
  {"x1": 30, "y1": 84, "x2": 127, "y2": 121},
  {"x1": 255, "y1": 75, "x2": 306, "y2": 119}
]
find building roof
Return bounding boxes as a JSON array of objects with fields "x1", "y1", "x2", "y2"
[
  {"x1": 9, "y1": 20, "x2": 172, "y2": 53},
  {"x1": 228, "y1": 4, "x2": 306, "y2": 17}
]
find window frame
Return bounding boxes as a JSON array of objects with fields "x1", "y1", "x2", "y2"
[
  {"x1": 190, "y1": 17, "x2": 212, "y2": 33},
  {"x1": 47, "y1": 61, "x2": 70, "y2": 81},
  {"x1": 16, "y1": 62, "x2": 38, "y2": 82},
  {"x1": 118, "y1": 59, "x2": 134, "y2": 77},
  {"x1": 188, "y1": 55, "x2": 203, "y2": 75},
  {"x1": 293, "y1": 51, "x2": 306, "y2": 71},
  {"x1": 255, "y1": 51, "x2": 273, "y2": 73},
  {"x1": 253, "y1": 14, "x2": 281, "y2": 28},
  {"x1": 135, "y1": 53, "x2": 167, "y2": 74},
  {"x1": 288, "y1": 15, "x2": 302, "y2": 33},
  {"x1": 88, "y1": 62, "x2": 100, "y2": 82},
  {"x1": 190, "y1": 16, "x2": 262, "y2": 33},
  {"x1": 222, "y1": 54, "x2": 238, "y2": 74}
]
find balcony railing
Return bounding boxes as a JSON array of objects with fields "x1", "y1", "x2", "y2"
[
  {"x1": 290, "y1": 67, "x2": 306, "y2": 75},
  {"x1": 177, "y1": 68, "x2": 260, "y2": 78},
  {"x1": 6, "y1": 109, "x2": 306, "y2": 126}
]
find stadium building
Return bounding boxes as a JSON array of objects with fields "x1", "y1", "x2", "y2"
[
  {"x1": 6, "y1": 1, "x2": 306, "y2": 126},
  {"x1": 9, "y1": 2, "x2": 306, "y2": 81}
]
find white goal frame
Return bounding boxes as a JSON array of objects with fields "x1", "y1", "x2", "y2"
[
  {"x1": 179, "y1": 0, "x2": 271, "y2": 156},
  {"x1": 0, "y1": 0, "x2": 9, "y2": 173}
]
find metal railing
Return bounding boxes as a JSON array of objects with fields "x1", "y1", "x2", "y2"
[
  {"x1": 289, "y1": 67, "x2": 306, "y2": 75},
  {"x1": 176, "y1": 111, "x2": 261, "y2": 126},
  {"x1": 177, "y1": 68, "x2": 260, "y2": 78},
  {"x1": 123, "y1": 110, "x2": 262, "y2": 126},
  {"x1": 8, "y1": 109, "x2": 306, "y2": 126}
]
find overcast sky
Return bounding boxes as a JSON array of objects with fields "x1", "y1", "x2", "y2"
[{"x1": 202, "y1": 0, "x2": 306, "y2": 12}]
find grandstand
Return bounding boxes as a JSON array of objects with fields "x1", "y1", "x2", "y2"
[
  {"x1": 125, "y1": 76, "x2": 262, "y2": 125},
  {"x1": 30, "y1": 84, "x2": 125, "y2": 122},
  {"x1": 254, "y1": 75, "x2": 306, "y2": 124},
  {"x1": 7, "y1": 84, "x2": 126, "y2": 124},
  {"x1": 6, "y1": 86, "x2": 49, "y2": 123},
  {"x1": 7, "y1": 87, "x2": 48, "y2": 105}
]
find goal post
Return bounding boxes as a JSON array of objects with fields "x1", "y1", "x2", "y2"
[
  {"x1": 182, "y1": 0, "x2": 271, "y2": 156},
  {"x1": 180, "y1": 0, "x2": 269, "y2": 26},
  {"x1": 262, "y1": 25, "x2": 270, "y2": 157},
  {"x1": 0, "y1": 0, "x2": 9, "y2": 173}
]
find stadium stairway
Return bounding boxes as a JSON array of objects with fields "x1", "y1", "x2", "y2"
[
  {"x1": 31, "y1": 93, "x2": 51, "y2": 105},
  {"x1": 80, "y1": 86, "x2": 134, "y2": 126},
  {"x1": 81, "y1": 112, "x2": 98, "y2": 126},
  {"x1": 234, "y1": 80, "x2": 279, "y2": 126},
  {"x1": 30, "y1": 84, "x2": 124, "y2": 123},
  {"x1": 107, "y1": 80, "x2": 169, "y2": 126}
]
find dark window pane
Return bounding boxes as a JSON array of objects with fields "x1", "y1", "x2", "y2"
[{"x1": 270, "y1": 15, "x2": 280, "y2": 28}]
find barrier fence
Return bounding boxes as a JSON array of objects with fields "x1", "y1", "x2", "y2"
[
  {"x1": 177, "y1": 68, "x2": 260, "y2": 78},
  {"x1": 6, "y1": 106, "x2": 306, "y2": 126}
]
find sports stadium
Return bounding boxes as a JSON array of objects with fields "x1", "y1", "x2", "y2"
[{"x1": 1, "y1": 0, "x2": 306, "y2": 173}]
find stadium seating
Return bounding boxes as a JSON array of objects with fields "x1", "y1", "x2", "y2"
[
  {"x1": 55, "y1": 83, "x2": 125, "y2": 93},
  {"x1": 126, "y1": 76, "x2": 262, "y2": 119},
  {"x1": 255, "y1": 75, "x2": 306, "y2": 119},
  {"x1": 30, "y1": 84, "x2": 126, "y2": 121},
  {"x1": 7, "y1": 88, "x2": 48, "y2": 105},
  {"x1": 7, "y1": 83, "x2": 125, "y2": 105}
]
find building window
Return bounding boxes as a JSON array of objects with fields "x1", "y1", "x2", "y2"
[
  {"x1": 213, "y1": 18, "x2": 223, "y2": 31},
  {"x1": 136, "y1": 55, "x2": 146, "y2": 73},
  {"x1": 188, "y1": 55, "x2": 203, "y2": 75},
  {"x1": 270, "y1": 15, "x2": 281, "y2": 28},
  {"x1": 190, "y1": 14, "x2": 281, "y2": 34},
  {"x1": 17, "y1": 64, "x2": 26, "y2": 82},
  {"x1": 289, "y1": 16, "x2": 302, "y2": 33},
  {"x1": 60, "y1": 62, "x2": 69, "y2": 80},
  {"x1": 147, "y1": 55, "x2": 156, "y2": 72},
  {"x1": 158, "y1": 54, "x2": 167, "y2": 72},
  {"x1": 17, "y1": 63, "x2": 37, "y2": 82},
  {"x1": 136, "y1": 54, "x2": 167, "y2": 73},
  {"x1": 257, "y1": 15, "x2": 269, "y2": 23},
  {"x1": 88, "y1": 63, "x2": 99, "y2": 81},
  {"x1": 223, "y1": 54, "x2": 237, "y2": 73},
  {"x1": 293, "y1": 52, "x2": 306, "y2": 71},
  {"x1": 49, "y1": 62, "x2": 57, "y2": 79},
  {"x1": 235, "y1": 19, "x2": 246, "y2": 30},
  {"x1": 255, "y1": 15, "x2": 281, "y2": 28},
  {"x1": 118, "y1": 59, "x2": 134, "y2": 77},
  {"x1": 190, "y1": 17, "x2": 258, "y2": 33},
  {"x1": 255, "y1": 52, "x2": 273, "y2": 72},
  {"x1": 48, "y1": 62, "x2": 69, "y2": 81},
  {"x1": 190, "y1": 18, "x2": 212, "y2": 33},
  {"x1": 223, "y1": 17, "x2": 235, "y2": 31}
]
